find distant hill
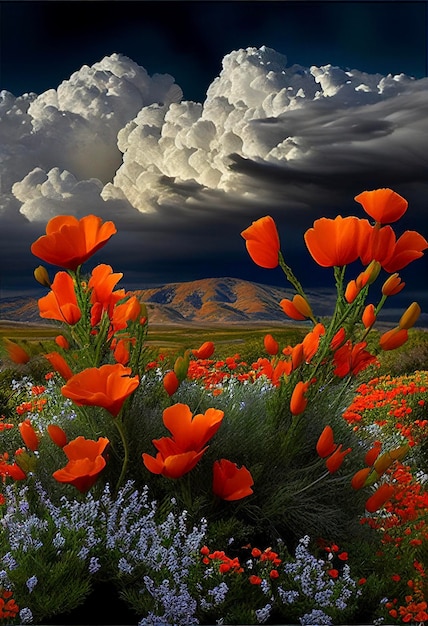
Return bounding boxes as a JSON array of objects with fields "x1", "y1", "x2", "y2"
[{"x1": 0, "y1": 277, "x2": 337, "y2": 326}]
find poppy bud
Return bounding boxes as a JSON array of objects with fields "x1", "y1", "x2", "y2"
[
  {"x1": 325, "y1": 444, "x2": 351, "y2": 473},
  {"x1": 382, "y1": 273, "x2": 405, "y2": 296},
  {"x1": 345, "y1": 280, "x2": 359, "y2": 304},
  {"x1": 365, "y1": 483, "x2": 395, "y2": 513},
  {"x1": 3, "y1": 338, "x2": 30, "y2": 364},
  {"x1": 359, "y1": 260, "x2": 382, "y2": 286},
  {"x1": 192, "y1": 341, "x2": 215, "y2": 359},
  {"x1": 351, "y1": 467, "x2": 372, "y2": 490},
  {"x1": 34, "y1": 265, "x2": 51, "y2": 287},
  {"x1": 264, "y1": 334, "x2": 279, "y2": 355},
  {"x1": 174, "y1": 354, "x2": 189, "y2": 382},
  {"x1": 379, "y1": 327, "x2": 408, "y2": 351},
  {"x1": 398, "y1": 302, "x2": 421, "y2": 330},
  {"x1": 47, "y1": 424, "x2": 67, "y2": 448},
  {"x1": 19, "y1": 419, "x2": 39, "y2": 451},
  {"x1": 55, "y1": 335, "x2": 70, "y2": 350},
  {"x1": 290, "y1": 380, "x2": 311, "y2": 415},
  {"x1": 316, "y1": 425, "x2": 337, "y2": 458},
  {"x1": 362, "y1": 304, "x2": 376, "y2": 329},
  {"x1": 163, "y1": 371, "x2": 180, "y2": 396}
]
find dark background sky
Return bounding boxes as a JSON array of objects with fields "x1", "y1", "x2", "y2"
[{"x1": 1, "y1": 1, "x2": 427, "y2": 101}]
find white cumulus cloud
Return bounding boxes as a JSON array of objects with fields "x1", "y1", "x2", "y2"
[{"x1": 1, "y1": 46, "x2": 427, "y2": 314}]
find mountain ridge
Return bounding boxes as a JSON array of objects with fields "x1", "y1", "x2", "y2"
[{"x1": 0, "y1": 276, "x2": 336, "y2": 326}]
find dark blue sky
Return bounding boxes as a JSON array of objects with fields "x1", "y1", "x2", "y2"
[{"x1": 1, "y1": 1, "x2": 427, "y2": 100}]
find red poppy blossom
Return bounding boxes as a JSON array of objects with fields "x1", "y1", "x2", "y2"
[
  {"x1": 212, "y1": 459, "x2": 254, "y2": 501},
  {"x1": 38, "y1": 271, "x2": 81, "y2": 325},
  {"x1": 241, "y1": 216, "x2": 280, "y2": 269},
  {"x1": 53, "y1": 436, "x2": 109, "y2": 493},
  {"x1": 61, "y1": 363, "x2": 139, "y2": 417},
  {"x1": 354, "y1": 188, "x2": 408, "y2": 224},
  {"x1": 304, "y1": 216, "x2": 364, "y2": 267},
  {"x1": 31, "y1": 214, "x2": 117, "y2": 271}
]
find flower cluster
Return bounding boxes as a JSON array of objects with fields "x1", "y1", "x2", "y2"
[{"x1": 0, "y1": 187, "x2": 426, "y2": 625}]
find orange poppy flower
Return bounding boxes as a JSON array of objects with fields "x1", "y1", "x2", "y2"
[
  {"x1": 212, "y1": 458, "x2": 254, "y2": 501},
  {"x1": 192, "y1": 341, "x2": 215, "y2": 359},
  {"x1": 365, "y1": 483, "x2": 395, "y2": 513},
  {"x1": 88, "y1": 264, "x2": 124, "y2": 317},
  {"x1": 142, "y1": 448, "x2": 206, "y2": 479},
  {"x1": 110, "y1": 295, "x2": 142, "y2": 335},
  {"x1": 161, "y1": 403, "x2": 224, "y2": 452},
  {"x1": 358, "y1": 221, "x2": 428, "y2": 272},
  {"x1": 316, "y1": 425, "x2": 337, "y2": 458},
  {"x1": 263, "y1": 334, "x2": 279, "y2": 355},
  {"x1": 354, "y1": 188, "x2": 408, "y2": 224},
  {"x1": 241, "y1": 216, "x2": 280, "y2": 269},
  {"x1": 325, "y1": 444, "x2": 351, "y2": 473},
  {"x1": 304, "y1": 216, "x2": 363, "y2": 267},
  {"x1": 61, "y1": 363, "x2": 140, "y2": 417},
  {"x1": 3, "y1": 338, "x2": 30, "y2": 364},
  {"x1": 38, "y1": 271, "x2": 81, "y2": 325},
  {"x1": 53, "y1": 436, "x2": 109, "y2": 493},
  {"x1": 31, "y1": 214, "x2": 117, "y2": 270},
  {"x1": 19, "y1": 419, "x2": 39, "y2": 451},
  {"x1": 44, "y1": 352, "x2": 73, "y2": 380}
]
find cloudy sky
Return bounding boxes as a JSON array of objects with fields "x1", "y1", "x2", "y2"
[{"x1": 1, "y1": 1, "x2": 427, "y2": 324}]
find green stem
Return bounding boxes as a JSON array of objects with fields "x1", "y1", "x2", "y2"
[
  {"x1": 292, "y1": 470, "x2": 331, "y2": 497},
  {"x1": 114, "y1": 416, "x2": 129, "y2": 495},
  {"x1": 278, "y1": 252, "x2": 307, "y2": 299}
]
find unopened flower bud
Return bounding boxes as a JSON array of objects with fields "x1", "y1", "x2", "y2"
[
  {"x1": 34, "y1": 265, "x2": 51, "y2": 287},
  {"x1": 398, "y1": 302, "x2": 421, "y2": 330},
  {"x1": 382, "y1": 273, "x2": 405, "y2": 296}
]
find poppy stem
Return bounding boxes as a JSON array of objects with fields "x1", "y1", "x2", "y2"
[
  {"x1": 113, "y1": 416, "x2": 129, "y2": 495},
  {"x1": 278, "y1": 252, "x2": 307, "y2": 300},
  {"x1": 292, "y1": 470, "x2": 331, "y2": 497}
]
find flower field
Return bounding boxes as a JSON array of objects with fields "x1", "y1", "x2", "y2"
[{"x1": 0, "y1": 188, "x2": 427, "y2": 625}]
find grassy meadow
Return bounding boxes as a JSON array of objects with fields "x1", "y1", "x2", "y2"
[{"x1": 1, "y1": 320, "x2": 427, "y2": 376}]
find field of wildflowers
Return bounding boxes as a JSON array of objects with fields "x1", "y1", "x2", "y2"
[{"x1": 0, "y1": 188, "x2": 427, "y2": 625}]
